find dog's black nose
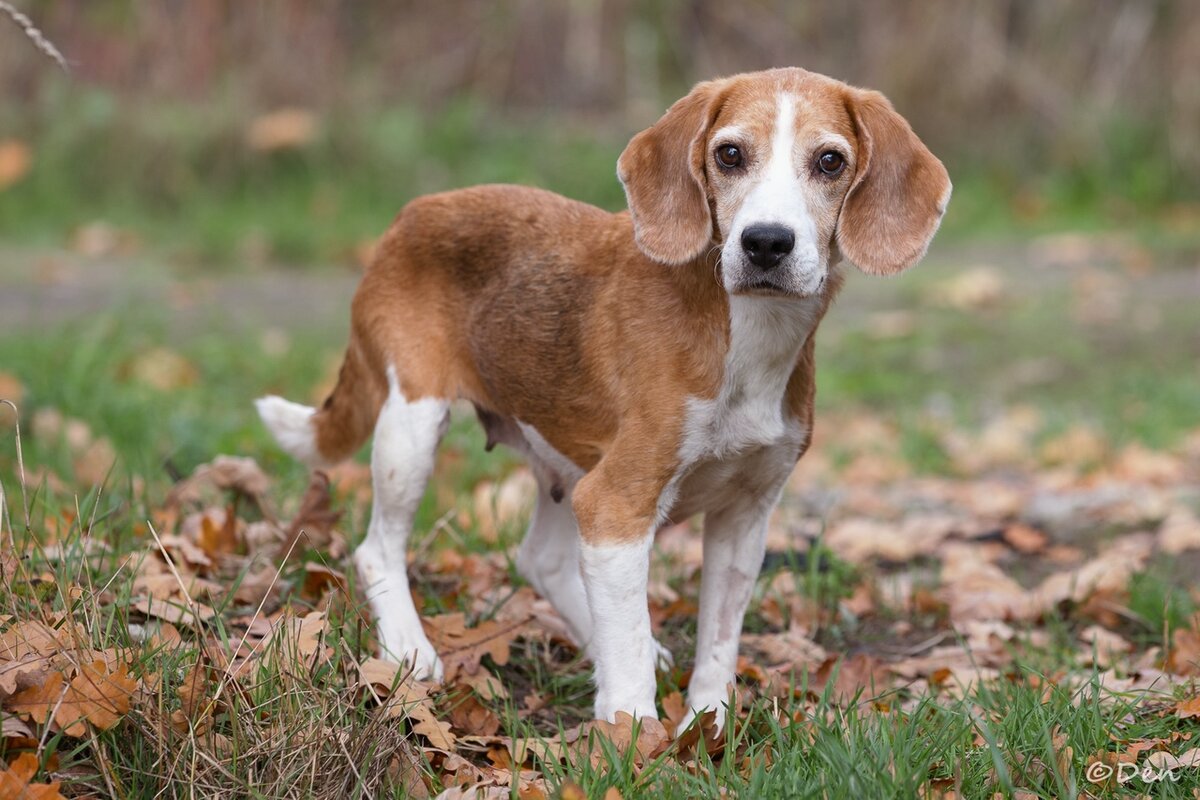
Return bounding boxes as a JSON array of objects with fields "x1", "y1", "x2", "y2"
[{"x1": 741, "y1": 224, "x2": 795, "y2": 270}]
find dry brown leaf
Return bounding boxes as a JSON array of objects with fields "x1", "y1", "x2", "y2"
[
  {"x1": 425, "y1": 613, "x2": 532, "y2": 680},
  {"x1": 58, "y1": 660, "x2": 138, "y2": 736},
  {"x1": 1078, "y1": 625, "x2": 1132, "y2": 668},
  {"x1": 1002, "y1": 523, "x2": 1048, "y2": 554},
  {"x1": 1109, "y1": 443, "x2": 1184, "y2": 485},
  {"x1": 367, "y1": 658, "x2": 456, "y2": 751},
  {"x1": 8, "y1": 660, "x2": 138, "y2": 737},
  {"x1": 2, "y1": 710, "x2": 35, "y2": 738},
  {"x1": 1039, "y1": 425, "x2": 1107, "y2": 468},
  {"x1": 246, "y1": 108, "x2": 317, "y2": 151},
  {"x1": 413, "y1": 714, "x2": 456, "y2": 751},
  {"x1": 1031, "y1": 533, "x2": 1153, "y2": 611},
  {"x1": 1158, "y1": 506, "x2": 1200, "y2": 555},
  {"x1": 281, "y1": 471, "x2": 342, "y2": 555},
  {"x1": 124, "y1": 347, "x2": 198, "y2": 391},
  {"x1": 0, "y1": 139, "x2": 32, "y2": 190},
  {"x1": 455, "y1": 664, "x2": 508, "y2": 701},
  {"x1": 1146, "y1": 747, "x2": 1200, "y2": 770},
  {"x1": 927, "y1": 266, "x2": 1006, "y2": 311},
  {"x1": 197, "y1": 506, "x2": 241, "y2": 558},
  {"x1": 1174, "y1": 696, "x2": 1200, "y2": 719},
  {"x1": 0, "y1": 654, "x2": 57, "y2": 698},
  {"x1": 176, "y1": 661, "x2": 214, "y2": 726},
  {"x1": 5, "y1": 671, "x2": 65, "y2": 726},
  {"x1": 661, "y1": 691, "x2": 688, "y2": 737},
  {"x1": 265, "y1": 611, "x2": 331, "y2": 669},
  {"x1": 131, "y1": 596, "x2": 216, "y2": 629},
  {"x1": 824, "y1": 516, "x2": 952, "y2": 563},
  {"x1": 168, "y1": 455, "x2": 272, "y2": 512},
  {"x1": 557, "y1": 784, "x2": 586, "y2": 800},
  {"x1": 1168, "y1": 628, "x2": 1200, "y2": 675},
  {"x1": 938, "y1": 544, "x2": 1032, "y2": 623},
  {"x1": 0, "y1": 752, "x2": 66, "y2": 800},
  {"x1": 742, "y1": 625, "x2": 828, "y2": 669},
  {"x1": 445, "y1": 683, "x2": 501, "y2": 737},
  {"x1": 812, "y1": 653, "x2": 892, "y2": 704},
  {"x1": 584, "y1": 712, "x2": 671, "y2": 766},
  {"x1": 300, "y1": 562, "x2": 348, "y2": 603}
]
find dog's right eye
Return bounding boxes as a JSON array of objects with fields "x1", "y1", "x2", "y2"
[{"x1": 715, "y1": 144, "x2": 743, "y2": 169}]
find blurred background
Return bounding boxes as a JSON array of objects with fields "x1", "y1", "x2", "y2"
[
  {"x1": 3, "y1": 0, "x2": 1200, "y2": 262},
  {"x1": 0, "y1": 1, "x2": 1197, "y2": 495}
]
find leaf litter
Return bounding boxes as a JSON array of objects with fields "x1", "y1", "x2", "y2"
[{"x1": 2, "y1": 407, "x2": 1200, "y2": 796}]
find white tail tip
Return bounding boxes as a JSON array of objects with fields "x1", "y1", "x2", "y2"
[{"x1": 255, "y1": 395, "x2": 325, "y2": 467}]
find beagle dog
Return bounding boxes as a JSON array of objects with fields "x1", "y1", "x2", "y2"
[{"x1": 256, "y1": 67, "x2": 950, "y2": 728}]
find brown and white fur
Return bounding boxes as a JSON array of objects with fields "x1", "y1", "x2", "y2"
[{"x1": 256, "y1": 67, "x2": 950, "y2": 729}]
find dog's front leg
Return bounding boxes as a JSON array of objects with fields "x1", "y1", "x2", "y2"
[
  {"x1": 681, "y1": 489, "x2": 779, "y2": 732},
  {"x1": 573, "y1": 461, "x2": 666, "y2": 722}
]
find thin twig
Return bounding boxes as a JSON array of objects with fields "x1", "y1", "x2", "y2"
[{"x1": 0, "y1": 1, "x2": 68, "y2": 72}]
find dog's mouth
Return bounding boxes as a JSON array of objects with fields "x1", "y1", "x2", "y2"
[{"x1": 733, "y1": 275, "x2": 825, "y2": 298}]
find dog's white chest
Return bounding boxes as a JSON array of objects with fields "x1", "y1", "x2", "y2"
[{"x1": 666, "y1": 296, "x2": 820, "y2": 519}]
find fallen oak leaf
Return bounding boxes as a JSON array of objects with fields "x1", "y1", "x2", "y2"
[
  {"x1": 1002, "y1": 523, "x2": 1048, "y2": 554},
  {"x1": 5, "y1": 670, "x2": 65, "y2": 727},
  {"x1": 2, "y1": 710, "x2": 35, "y2": 738},
  {"x1": 300, "y1": 562, "x2": 348, "y2": 604},
  {"x1": 0, "y1": 653, "x2": 58, "y2": 697},
  {"x1": 131, "y1": 596, "x2": 216, "y2": 629},
  {"x1": 424, "y1": 613, "x2": 532, "y2": 680},
  {"x1": 57, "y1": 660, "x2": 138, "y2": 736},
  {"x1": 368, "y1": 658, "x2": 458, "y2": 751},
  {"x1": 0, "y1": 620, "x2": 78, "y2": 661},
  {"x1": 412, "y1": 714, "x2": 456, "y2": 752},
  {"x1": 580, "y1": 712, "x2": 671, "y2": 767},
  {"x1": 0, "y1": 752, "x2": 66, "y2": 800},
  {"x1": 7, "y1": 661, "x2": 138, "y2": 737},
  {"x1": 166, "y1": 455, "x2": 274, "y2": 519},
  {"x1": 196, "y1": 506, "x2": 241, "y2": 558},
  {"x1": 263, "y1": 611, "x2": 331, "y2": 670},
  {"x1": 444, "y1": 682, "x2": 501, "y2": 737},
  {"x1": 1146, "y1": 747, "x2": 1200, "y2": 770},
  {"x1": 1174, "y1": 696, "x2": 1200, "y2": 719}
]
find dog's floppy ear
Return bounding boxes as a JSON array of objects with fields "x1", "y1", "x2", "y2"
[
  {"x1": 617, "y1": 80, "x2": 724, "y2": 265},
  {"x1": 837, "y1": 89, "x2": 951, "y2": 275}
]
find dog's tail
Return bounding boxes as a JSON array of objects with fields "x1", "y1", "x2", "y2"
[{"x1": 256, "y1": 337, "x2": 386, "y2": 468}]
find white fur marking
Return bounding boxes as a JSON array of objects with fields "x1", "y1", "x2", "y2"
[
  {"x1": 679, "y1": 295, "x2": 818, "y2": 467},
  {"x1": 710, "y1": 125, "x2": 746, "y2": 145},
  {"x1": 721, "y1": 92, "x2": 825, "y2": 296},
  {"x1": 580, "y1": 534, "x2": 659, "y2": 721},
  {"x1": 255, "y1": 395, "x2": 325, "y2": 467},
  {"x1": 354, "y1": 367, "x2": 449, "y2": 681}
]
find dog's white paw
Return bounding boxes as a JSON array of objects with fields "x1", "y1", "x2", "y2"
[
  {"x1": 677, "y1": 695, "x2": 730, "y2": 736},
  {"x1": 377, "y1": 631, "x2": 444, "y2": 683},
  {"x1": 594, "y1": 693, "x2": 660, "y2": 723}
]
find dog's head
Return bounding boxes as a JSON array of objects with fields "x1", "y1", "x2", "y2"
[{"x1": 617, "y1": 67, "x2": 951, "y2": 296}]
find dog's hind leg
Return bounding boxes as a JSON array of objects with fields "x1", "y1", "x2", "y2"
[
  {"x1": 516, "y1": 485, "x2": 592, "y2": 648},
  {"x1": 354, "y1": 367, "x2": 450, "y2": 681}
]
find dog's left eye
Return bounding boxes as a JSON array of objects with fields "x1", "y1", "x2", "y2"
[
  {"x1": 817, "y1": 151, "x2": 845, "y2": 176},
  {"x1": 715, "y1": 145, "x2": 743, "y2": 169}
]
